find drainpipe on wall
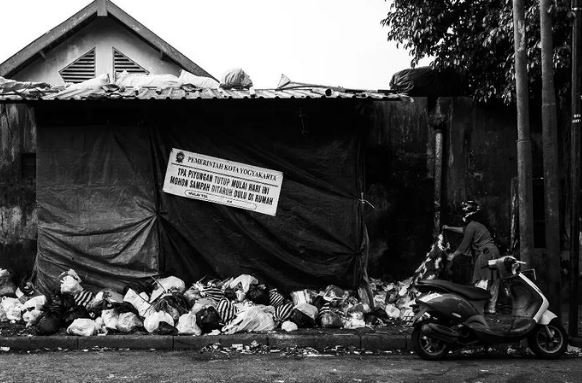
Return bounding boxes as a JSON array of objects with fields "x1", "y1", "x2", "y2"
[
  {"x1": 430, "y1": 99, "x2": 447, "y2": 237},
  {"x1": 434, "y1": 128, "x2": 444, "y2": 237}
]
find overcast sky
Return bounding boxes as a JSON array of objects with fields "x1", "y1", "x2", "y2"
[{"x1": 0, "y1": 0, "x2": 431, "y2": 89}]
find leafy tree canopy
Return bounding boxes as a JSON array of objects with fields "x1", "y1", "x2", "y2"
[{"x1": 382, "y1": 0, "x2": 573, "y2": 103}]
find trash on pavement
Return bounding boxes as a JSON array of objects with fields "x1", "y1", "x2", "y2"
[
  {"x1": 144, "y1": 311, "x2": 174, "y2": 334},
  {"x1": 176, "y1": 312, "x2": 201, "y2": 336},
  {"x1": 116, "y1": 312, "x2": 142, "y2": 333},
  {"x1": 0, "y1": 269, "x2": 16, "y2": 297},
  {"x1": 67, "y1": 318, "x2": 98, "y2": 337}
]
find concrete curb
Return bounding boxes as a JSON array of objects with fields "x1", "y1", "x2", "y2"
[
  {"x1": 569, "y1": 336, "x2": 582, "y2": 347},
  {"x1": 0, "y1": 332, "x2": 410, "y2": 352}
]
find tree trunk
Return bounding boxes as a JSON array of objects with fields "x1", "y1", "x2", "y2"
[
  {"x1": 569, "y1": 0, "x2": 582, "y2": 337},
  {"x1": 512, "y1": 0, "x2": 535, "y2": 267},
  {"x1": 539, "y1": 0, "x2": 561, "y2": 313}
]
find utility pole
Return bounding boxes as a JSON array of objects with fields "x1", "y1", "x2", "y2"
[
  {"x1": 512, "y1": 0, "x2": 535, "y2": 267},
  {"x1": 569, "y1": 0, "x2": 581, "y2": 337},
  {"x1": 539, "y1": 0, "x2": 561, "y2": 312}
]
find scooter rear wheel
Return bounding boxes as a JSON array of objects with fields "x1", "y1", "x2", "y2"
[
  {"x1": 412, "y1": 324, "x2": 449, "y2": 360},
  {"x1": 528, "y1": 319, "x2": 568, "y2": 359}
]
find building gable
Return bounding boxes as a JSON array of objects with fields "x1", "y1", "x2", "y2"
[{"x1": 0, "y1": 0, "x2": 214, "y2": 84}]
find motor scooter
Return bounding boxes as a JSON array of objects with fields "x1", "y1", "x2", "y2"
[{"x1": 411, "y1": 255, "x2": 568, "y2": 360}]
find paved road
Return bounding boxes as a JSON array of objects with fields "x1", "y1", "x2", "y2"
[{"x1": 0, "y1": 350, "x2": 580, "y2": 383}]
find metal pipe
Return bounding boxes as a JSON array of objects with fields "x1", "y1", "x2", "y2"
[
  {"x1": 569, "y1": 0, "x2": 581, "y2": 337},
  {"x1": 512, "y1": 0, "x2": 536, "y2": 267},
  {"x1": 434, "y1": 129, "x2": 444, "y2": 237}
]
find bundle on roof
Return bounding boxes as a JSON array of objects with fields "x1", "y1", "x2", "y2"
[{"x1": 389, "y1": 67, "x2": 465, "y2": 98}]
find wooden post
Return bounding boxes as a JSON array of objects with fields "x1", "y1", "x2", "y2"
[{"x1": 512, "y1": 0, "x2": 535, "y2": 267}]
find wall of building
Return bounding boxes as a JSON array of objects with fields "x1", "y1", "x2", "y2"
[
  {"x1": 0, "y1": 97, "x2": 531, "y2": 286},
  {"x1": 0, "y1": 104, "x2": 37, "y2": 284},
  {"x1": 364, "y1": 97, "x2": 521, "y2": 281},
  {"x1": 11, "y1": 17, "x2": 183, "y2": 85}
]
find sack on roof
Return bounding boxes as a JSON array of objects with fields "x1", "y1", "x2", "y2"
[
  {"x1": 66, "y1": 73, "x2": 110, "y2": 90},
  {"x1": 0, "y1": 77, "x2": 50, "y2": 93},
  {"x1": 179, "y1": 70, "x2": 219, "y2": 89},
  {"x1": 220, "y1": 68, "x2": 253, "y2": 90},
  {"x1": 115, "y1": 71, "x2": 181, "y2": 89},
  {"x1": 389, "y1": 67, "x2": 465, "y2": 97}
]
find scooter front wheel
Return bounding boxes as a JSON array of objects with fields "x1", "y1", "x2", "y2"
[
  {"x1": 412, "y1": 324, "x2": 449, "y2": 360},
  {"x1": 528, "y1": 319, "x2": 568, "y2": 359}
]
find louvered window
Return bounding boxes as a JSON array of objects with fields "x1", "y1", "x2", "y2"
[
  {"x1": 59, "y1": 48, "x2": 96, "y2": 83},
  {"x1": 113, "y1": 48, "x2": 149, "y2": 75}
]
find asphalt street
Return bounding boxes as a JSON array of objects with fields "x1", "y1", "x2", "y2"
[{"x1": 0, "y1": 350, "x2": 581, "y2": 383}]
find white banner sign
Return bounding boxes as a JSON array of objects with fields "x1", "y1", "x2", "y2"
[{"x1": 163, "y1": 148, "x2": 283, "y2": 216}]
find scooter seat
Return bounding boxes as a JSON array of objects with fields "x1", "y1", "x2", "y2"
[{"x1": 417, "y1": 279, "x2": 491, "y2": 301}]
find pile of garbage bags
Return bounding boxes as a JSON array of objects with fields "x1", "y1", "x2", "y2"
[{"x1": 0, "y1": 263, "x2": 431, "y2": 337}]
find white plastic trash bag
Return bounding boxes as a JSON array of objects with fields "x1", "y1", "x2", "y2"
[
  {"x1": 1, "y1": 297, "x2": 23, "y2": 322},
  {"x1": 294, "y1": 303, "x2": 318, "y2": 321},
  {"x1": 22, "y1": 309, "x2": 43, "y2": 328},
  {"x1": 115, "y1": 71, "x2": 181, "y2": 89},
  {"x1": 385, "y1": 304, "x2": 401, "y2": 319},
  {"x1": 179, "y1": 70, "x2": 219, "y2": 89},
  {"x1": 190, "y1": 298, "x2": 215, "y2": 315},
  {"x1": 123, "y1": 288, "x2": 153, "y2": 317},
  {"x1": 116, "y1": 312, "x2": 142, "y2": 333},
  {"x1": 144, "y1": 311, "x2": 174, "y2": 334},
  {"x1": 281, "y1": 321, "x2": 298, "y2": 332},
  {"x1": 150, "y1": 276, "x2": 186, "y2": 302},
  {"x1": 343, "y1": 312, "x2": 366, "y2": 329},
  {"x1": 0, "y1": 268, "x2": 16, "y2": 296},
  {"x1": 222, "y1": 306, "x2": 275, "y2": 334},
  {"x1": 60, "y1": 269, "x2": 83, "y2": 295},
  {"x1": 66, "y1": 73, "x2": 110, "y2": 90},
  {"x1": 22, "y1": 295, "x2": 47, "y2": 311},
  {"x1": 177, "y1": 312, "x2": 202, "y2": 336},
  {"x1": 220, "y1": 68, "x2": 253, "y2": 89},
  {"x1": 60, "y1": 276, "x2": 83, "y2": 295},
  {"x1": 228, "y1": 274, "x2": 258, "y2": 294},
  {"x1": 67, "y1": 318, "x2": 98, "y2": 337},
  {"x1": 101, "y1": 309, "x2": 120, "y2": 330}
]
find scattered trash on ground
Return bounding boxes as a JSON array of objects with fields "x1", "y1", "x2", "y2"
[{"x1": 0, "y1": 266, "x2": 422, "y2": 338}]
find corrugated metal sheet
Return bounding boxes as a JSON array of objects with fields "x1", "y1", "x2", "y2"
[{"x1": 0, "y1": 85, "x2": 409, "y2": 102}]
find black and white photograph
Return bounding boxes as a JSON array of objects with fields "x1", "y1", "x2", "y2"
[{"x1": 0, "y1": 0, "x2": 581, "y2": 382}]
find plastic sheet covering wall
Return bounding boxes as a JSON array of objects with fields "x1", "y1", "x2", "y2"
[{"x1": 34, "y1": 101, "x2": 367, "y2": 293}]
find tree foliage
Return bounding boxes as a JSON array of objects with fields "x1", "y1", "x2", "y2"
[{"x1": 382, "y1": 0, "x2": 573, "y2": 103}]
